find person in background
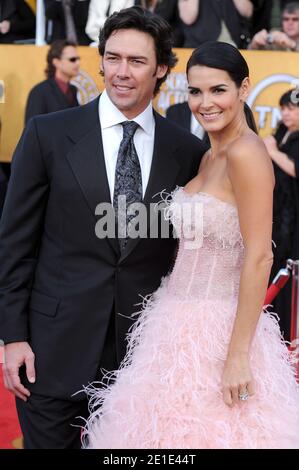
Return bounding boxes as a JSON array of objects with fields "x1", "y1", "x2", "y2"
[
  {"x1": 135, "y1": 0, "x2": 183, "y2": 46},
  {"x1": 250, "y1": 0, "x2": 273, "y2": 37},
  {"x1": 85, "y1": 0, "x2": 134, "y2": 43},
  {"x1": 263, "y1": 88, "x2": 299, "y2": 341},
  {"x1": 45, "y1": 0, "x2": 91, "y2": 45},
  {"x1": 0, "y1": 0, "x2": 35, "y2": 44},
  {"x1": 166, "y1": 100, "x2": 206, "y2": 140},
  {"x1": 178, "y1": 0, "x2": 253, "y2": 49},
  {"x1": 24, "y1": 39, "x2": 80, "y2": 124},
  {"x1": 249, "y1": 1, "x2": 299, "y2": 50}
]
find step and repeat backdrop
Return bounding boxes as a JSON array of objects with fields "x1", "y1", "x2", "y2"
[{"x1": 0, "y1": 45, "x2": 299, "y2": 162}]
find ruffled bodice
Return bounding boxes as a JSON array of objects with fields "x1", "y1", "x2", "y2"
[{"x1": 165, "y1": 188, "x2": 244, "y2": 302}]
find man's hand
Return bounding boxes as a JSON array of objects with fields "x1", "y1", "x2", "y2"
[
  {"x1": 270, "y1": 30, "x2": 296, "y2": 49},
  {"x1": 2, "y1": 342, "x2": 36, "y2": 401},
  {"x1": 250, "y1": 29, "x2": 269, "y2": 48}
]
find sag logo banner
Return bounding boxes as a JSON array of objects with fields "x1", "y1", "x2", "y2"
[{"x1": 0, "y1": 46, "x2": 298, "y2": 161}]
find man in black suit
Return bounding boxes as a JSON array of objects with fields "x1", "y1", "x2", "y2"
[
  {"x1": 0, "y1": 165, "x2": 8, "y2": 218},
  {"x1": 166, "y1": 101, "x2": 211, "y2": 147},
  {"x1": 45, "y1": 0, "x2": 91, "y2": 45},
  {"x1": 166, "y1": 101, "x2": 204, "y2": 136},
  {"x1": 24, "y1": 39, "x2": 80, "y2": 124},
  {"x1": 0, "y1": 6, "x2": 207, "y2": 449}
]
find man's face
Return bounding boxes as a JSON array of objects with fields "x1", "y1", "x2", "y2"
[
  {"x1": 282, "y1": 10, "x2": 299, "y2": 39},
  {"x1": 54, "y1": 46, "x2": 80, "y2": 80},
  {"x1": 101, "y1": 28, "x2": 167, "y2": 119}
]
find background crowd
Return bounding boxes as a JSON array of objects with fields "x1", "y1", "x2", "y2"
[{"x1": 0, "y1": 1, "x2": 298, "y2": 49}]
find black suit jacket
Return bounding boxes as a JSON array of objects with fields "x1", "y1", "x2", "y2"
[
  {"x1": 25, "y1": 78, "x2": 79, "y2": 125},
  {"x1": 44, "y1": 0, "x2": 91, "y2": 45},
  {"x1": 0, "y1": 98, "x2": 207, "y2": 399},
  {"x1": 134, "y1": 0, "x2": 183, "y2": 46},
  {"x1": 166, "y1": 102, "x2": 210, "y2": 147},
  {"x1": 0, "y1": 0, "x2": 35, "y2": 44},
  {"x1": 0, "y1": 165, "x2": 8, "y2": 219}
]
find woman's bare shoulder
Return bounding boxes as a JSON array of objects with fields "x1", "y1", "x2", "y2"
[
  {"x1": 226, "y1": 132, "x2": 273, "y2": 168},
  {"x1": 226, "y1": 132, "x2": 274, "y2": 186},
  {"x1": 228, "y1": 132, "x2": 267, "y2": 157}
]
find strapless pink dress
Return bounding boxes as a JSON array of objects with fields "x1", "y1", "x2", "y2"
[{"x1": 83, "y1": 188, "x2": 299, "y2": 449}]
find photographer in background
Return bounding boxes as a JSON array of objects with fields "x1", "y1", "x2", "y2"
[
  {"x1": 0, "y1": 0, "x2": 35, "y2": 44},
  {"x1": 248, "y1": 1, "x2": 299, "y2": 50},
  {"x1": 263, "y1": 88, "x2": 299, "y2": 341}
]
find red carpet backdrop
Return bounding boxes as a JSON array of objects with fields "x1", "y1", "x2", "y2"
[{"x1": 0, "y1": 348, "x2": 23, "y2": 449}]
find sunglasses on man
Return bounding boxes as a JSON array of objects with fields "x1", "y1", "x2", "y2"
[
  {"x1": 282, "y1": 16, "x2": 299, "y2": 22},
  {"x1": 65, "y1": 56, "x2": 81, "y2": 62}
]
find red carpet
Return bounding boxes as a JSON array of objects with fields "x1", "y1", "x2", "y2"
[{"x1": 0, "y1": 347, "x2": 23, "y2": 449}]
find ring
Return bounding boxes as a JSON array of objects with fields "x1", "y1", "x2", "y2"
[{"x1": 238, "y1": 391, "x2": 249, "y2": 401}]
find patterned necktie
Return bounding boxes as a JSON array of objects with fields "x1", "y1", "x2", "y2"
[{"x1": 113, "y1": 121, "x2": 143, "y2": 251}]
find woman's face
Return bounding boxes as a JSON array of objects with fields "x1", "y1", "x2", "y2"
[
  {"x1": 281, "y1": 104, "x2": 299, "y2": 132},
  {"x1": 187, "y1": 65, "x2": 248, "y2": 134}
]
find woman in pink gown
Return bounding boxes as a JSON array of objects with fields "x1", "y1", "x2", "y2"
[{"x1": 83, "y1": 41, "x2": 299, "y2": 449}]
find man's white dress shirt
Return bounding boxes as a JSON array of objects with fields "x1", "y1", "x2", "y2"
[{"x1": 99, "y1": 90, "x2": 155, "y2": 201}]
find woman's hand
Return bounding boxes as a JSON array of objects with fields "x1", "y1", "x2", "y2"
[
  {"x1": 221, "y1": 352, "x2": 255, "y2": 406},
  {"x1": 263, "y1": 135, "x2": 278, "y2": 155}
]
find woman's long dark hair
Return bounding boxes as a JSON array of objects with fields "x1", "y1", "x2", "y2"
[
  {"x1": 187, "y1": 41, "x2": 249, "y2": 87},
  {"x1": 244, "y1": 102, "x2": 258, "y2": 134}
]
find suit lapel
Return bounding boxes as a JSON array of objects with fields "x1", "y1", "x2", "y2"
[
  {"x1": 143, "y1": 113, "x2": 180, "y2": 205},
  {"x1": 65, "y1": 99, "x2": 119, "y2": 256},
  {"x1": 120, "y1": 112, "x2": 180, "y2": 262},
  {"x1": 184, "y1": 105, "x2": 192, "y2": 131}
]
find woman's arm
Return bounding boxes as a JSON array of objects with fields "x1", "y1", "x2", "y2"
[
  {"x1": 178, "y1": 0, "x2": 199, "y2": 25},
  {"x1": 232, "y1": 0, "x2": 254, "y2": 18},
  {"x1": 85, "y1": 0, "x2": 109, "y2": 42},
  {"x1": 264, "y1": 135, "x2": 296, "y2": 177},
  {"x1": 222, "y1": 136, "x2": 274, "y2": 407}
]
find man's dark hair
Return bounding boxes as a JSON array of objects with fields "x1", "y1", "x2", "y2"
[
  {"x1": 279, "y1": 89, "x2": 299, "y2": 107},
  {"x1": 98, "y1": 6, "x2": 177, "y2": 95},
  {"x1": 45, "y1": 39, "x2": 77, "y2": 79},
  {"x1": 282, "y1": 2, "x2": 299, "y2": 15}
]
